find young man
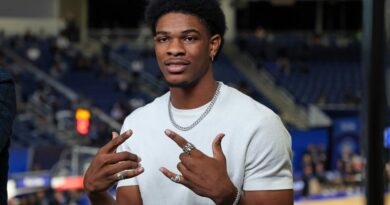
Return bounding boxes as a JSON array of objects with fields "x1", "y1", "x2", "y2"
[{"x1": 84, "y1": 0, "x2": 293, "y2": 204}]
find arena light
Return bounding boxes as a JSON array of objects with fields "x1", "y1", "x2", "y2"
[
  {"x1": 75, "y1": 108, "x2": 91, "y2": 135},
  {"x1": 15, "y1": 176, "x2": 51, "y2": 189},
  {"x1": 7, "y1": 180, "x2": 16, "y2": 199}
]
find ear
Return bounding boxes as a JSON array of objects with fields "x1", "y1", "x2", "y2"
[{"x1": 209, "y1": 34, "x2": 222, "y2": 59}]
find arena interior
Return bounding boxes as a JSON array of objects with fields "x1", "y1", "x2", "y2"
[{"x1": 1, "y1": 0, "x2": 389, "y2": 204}]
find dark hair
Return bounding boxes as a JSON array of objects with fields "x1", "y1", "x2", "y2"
[{"x1": 145, "y1": 0, "x2": 226, "y2": 59}]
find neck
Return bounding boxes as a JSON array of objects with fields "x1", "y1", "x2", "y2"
[{"x1": 169, "y1": 78, "x2": 218, "y2": 109}]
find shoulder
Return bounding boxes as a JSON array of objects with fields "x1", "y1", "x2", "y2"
[
  {"x1": 219, "y1": 83, "x2": 289, "y2": 144},
  {"x1": 220, "y1": 83, "x2": 278, "y2": 122}
]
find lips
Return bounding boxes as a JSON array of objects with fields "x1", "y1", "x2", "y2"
[{"x1": 164, "y1": 59, "x2": 190, "y2": 73}]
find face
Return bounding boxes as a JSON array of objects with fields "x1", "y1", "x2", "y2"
[{"x1": 154, "y1": 12, "x2": 221, "y2": 88}]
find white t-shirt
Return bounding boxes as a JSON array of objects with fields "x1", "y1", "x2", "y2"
[{"x1": 117, "y1": 82, "x2": 292, "y2": 205}]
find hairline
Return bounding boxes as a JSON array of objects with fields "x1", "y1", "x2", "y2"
[{"x1": 153, "y1": 11, "x2": 215, "y2": 38}]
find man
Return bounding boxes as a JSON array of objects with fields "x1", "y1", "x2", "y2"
[
  {"x1": 0, "y1": 66, "x2": 16, "y2": 204},
  {"x1": 84, "y1": 0, "x2": 293, "y2": 204}
]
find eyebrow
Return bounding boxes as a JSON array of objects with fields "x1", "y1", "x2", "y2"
[{"x1": 155, "y1": 29, "x2": 201, "y2": 36}]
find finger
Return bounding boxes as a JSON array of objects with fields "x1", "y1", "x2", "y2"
[
  {"x1": 159, "y1": 167, "x2": 190, "y2": 187},
  {"x1": 100, "y1": 129, "x2": 133, "y2": 154},
  {"x1": 165, "y1": 129, "x2": 202, "y2": 156},
  {"x1": 106, "y1": 161, "x2": 142, "y2": 176},
  {"x1": 212, "y1": 133, "x2": 226, "y2": 161},
  {"x1": 112, "y1": 131, "x2": 119, "y2": 139},
  {"x1": 179, "y1": 153, "x2": 192, "y2": 168},
  {"x1": 104, "y1": 152, "x2": 141, "y2": 165},
  {"x1": 177, "y1": 162, "x2": 198, "y2": 184},
  {"x1": 164, "y1": 129, "x2": 188, "y2": 148},
  {"x1": 114, "y1": 167, "x2": 144, "y2": 182},
  {"x1": 179, "y1": 152, "x2": 203, "y2": 168}
]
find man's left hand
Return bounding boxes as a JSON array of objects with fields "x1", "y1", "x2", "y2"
[{"x1": 160, "y1": 129, "x2": 237, "y2": 205}]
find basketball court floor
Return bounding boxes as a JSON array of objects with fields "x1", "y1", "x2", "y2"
[{"x1": 295, "y1": 194, "x2": 390, "y2": 205}]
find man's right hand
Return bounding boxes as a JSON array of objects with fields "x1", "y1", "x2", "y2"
[{"x1": 84, "y1": 130, "x2": 144, "y2": 193}]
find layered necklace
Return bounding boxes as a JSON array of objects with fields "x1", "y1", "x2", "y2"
[{"x1": 168, "y1": 82, "x2": 222, "y2": 131}]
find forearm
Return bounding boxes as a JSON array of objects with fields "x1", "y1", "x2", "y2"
[
  {"x1": 237, "y1": 195, "x2": 255, "y2": 205},
  {"x1": 237, "y1": 190, "x2": 294, "y2": 205},
  {"x1": 88, "y1": 191, "x2": 117, "y2": 205}
]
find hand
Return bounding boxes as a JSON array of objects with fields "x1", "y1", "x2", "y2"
[
  {"x1": 84, "y1": 130, "x2": 144, "y2": 193},
  {"x1": 160, "y1": 129, "x2": 237, "y2": 205}
]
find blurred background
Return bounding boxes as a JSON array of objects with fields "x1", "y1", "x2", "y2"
[{"x1": 0, "y1": 0, "x2": 389, "y2": 204}]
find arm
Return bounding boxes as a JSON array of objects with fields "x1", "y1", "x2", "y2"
[
  {"x1": 160, "y1": 129, "x2": 293, "y2": 205},
  {"x1": 204, "y1": 187, "x2": 293, "y2": 205},
  {"x1": 239, "y1": 190, "x2": 293, "y2": 205},
  {"x1": 86, "y1": 186, "x2": 143, "y2": 205},
  {"x1": 116, "y1": 186, "x2": 143, "y2": 205},
  {"x1": 87, "y1": 191, "x2": 116, "y2": 205}
]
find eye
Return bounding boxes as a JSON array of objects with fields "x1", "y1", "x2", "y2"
[
  {"x1": 184, "y1": 36, "x2": 196, "y2": 43},
  {"x1": 156, "y1": 36, "x2": 169, "y2": 43}
]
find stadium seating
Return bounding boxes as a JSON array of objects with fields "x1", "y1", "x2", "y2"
[{"x1": 238, "y1": 33, "x2": 362, "y2": 106}]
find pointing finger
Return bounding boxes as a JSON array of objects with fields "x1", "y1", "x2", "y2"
[
  {"x1": 165, "y1": 129, "x2": 204, "y2": 157},
  {"x1": 112, "y1": 131, "x2": 119, "y2": 139},
  {"x1": 164, "y1": 129, "x2": 189, "y2": 148},
  {"x1": 99, "y1": 129, "x2": 133, "y2": 154}
]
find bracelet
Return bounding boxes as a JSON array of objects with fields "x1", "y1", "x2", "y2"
[{"x1": 232, "y1": 189, "x2": 241, "y2": 205}]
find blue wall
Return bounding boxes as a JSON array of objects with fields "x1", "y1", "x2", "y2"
[
  {"x1": 9, "y1": 148, "x2": 29, "y2": 175},
  {"x1": 290, "y1": 128, "x2": 329, "y2": 175}
]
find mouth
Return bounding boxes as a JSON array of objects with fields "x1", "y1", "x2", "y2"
[{"x1": 164, "y1": 59, "x2": 190, "y2": 73}]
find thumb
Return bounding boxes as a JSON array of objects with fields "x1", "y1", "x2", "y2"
[
  {"x1": 212, "y1": 133, "x2": 226, "y2": 161},
  {"x1": 112, "y1": 131, "x2": 119, "y2": 139}
]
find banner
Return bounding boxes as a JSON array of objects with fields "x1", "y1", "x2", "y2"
[{"x1": 331, "y1": 117, "x2": 361, "y2": 169}]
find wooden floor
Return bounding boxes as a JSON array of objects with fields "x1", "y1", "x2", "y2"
[{"x1": 295, "y1": 194, "x2": 390, "y2": 205}]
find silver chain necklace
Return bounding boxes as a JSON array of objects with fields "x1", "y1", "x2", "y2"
[{"x1": 168, "y1": 82, "x2": 221, "y2": 131}]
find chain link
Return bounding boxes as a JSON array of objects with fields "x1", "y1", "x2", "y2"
[{"x1": 168, "y1": 82, "x2": 221, "y2": 131}]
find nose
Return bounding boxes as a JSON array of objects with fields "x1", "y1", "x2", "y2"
[{"x1": 167, "y1": 39, "x2": 185, "y2": 56}]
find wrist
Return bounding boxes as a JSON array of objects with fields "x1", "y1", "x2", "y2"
[
  {"x1": 87, "y1": 190, "x2": 106, "y2": 197},
  {"x1": 85, "y1": 184, "x2": 108, "y2": 197},
  {"x1": 214, "y1": 184, "x2": 238, "y2": 205},
  {"x1": 87, "y1": 191, "x2": 116, "y2": 205}
]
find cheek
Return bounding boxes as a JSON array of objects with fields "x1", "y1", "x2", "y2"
[
  {"x1": 193, "y1": 51, "x2": 210, "y2": 68},
  {"x1": 190, "y1": 46, "x2": 209, "y2": 62}
]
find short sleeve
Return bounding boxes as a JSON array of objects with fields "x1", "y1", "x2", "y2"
[{"x1": 243, "y1": 115, "x2": 293, "y2": 191}]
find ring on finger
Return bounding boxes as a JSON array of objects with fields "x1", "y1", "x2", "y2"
[
  {"x1": 116, "y1": 172, "x2": 124, "y2": 181},
  {"x1": 182, "y1": 142, "x2": 195, "y2": 155},
  {"x1": 170, "y1": 174, "x2": 181, "y2": 183}
]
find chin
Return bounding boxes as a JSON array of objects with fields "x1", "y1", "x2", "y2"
[
  {"x1": 164, "y1": 77, "x2": 195, "y2": 89},
  {"x1": 166, "y1": 81, "x2": 191, "y2": 88}
]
